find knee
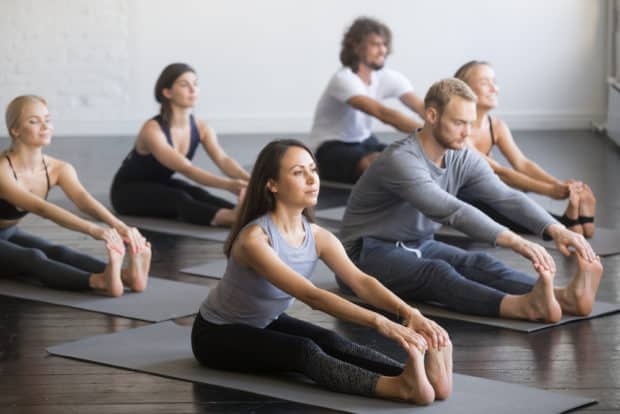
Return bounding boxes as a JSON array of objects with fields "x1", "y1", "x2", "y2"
[
  {"x1": 466, "y1": 252, "x2": 497, "y2": 269},
  {"x1": 21, "y1": 247, "x2": 48, "y2": 263},
  {"x1": 46, "y1": 244, "x2": 73, "y2": 261}
]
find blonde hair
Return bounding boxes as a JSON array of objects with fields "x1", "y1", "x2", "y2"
[
  {"x1": 454, "y1": 60, "x2": 491, "y2": 84},
  {"x1": 5, "y1": 95, "x2": 48, "y2": 139},
  {"x1": 424, "y1": 78, "x2": 477, "y2": 115}
]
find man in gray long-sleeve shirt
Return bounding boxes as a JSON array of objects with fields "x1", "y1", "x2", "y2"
[{"x1": 340, "y1": 78, "x2": 602, "y2": 322}]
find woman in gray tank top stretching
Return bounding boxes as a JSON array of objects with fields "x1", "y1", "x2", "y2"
[{"x1": 192, "y1": 139, "x2": 452, "y2": 405}]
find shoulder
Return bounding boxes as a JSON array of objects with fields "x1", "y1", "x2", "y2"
[
  {"x1": 195, "y1": 117, "x2": 216, "y2": 142},
  {"x1": 491, "y1": 116, "x2": 512, "y2": 139},
  {"x1": 137, "y1": 118, "x2": 167, "y2": 146}
]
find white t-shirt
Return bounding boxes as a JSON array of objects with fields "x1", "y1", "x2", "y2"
[{"x1": 309, "y1": 67, "x2": 413, "y2": 147}]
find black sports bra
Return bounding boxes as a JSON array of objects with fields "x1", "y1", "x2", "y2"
[{"x1": 0, "y1": 154, "x2": 51, "y2": 220}]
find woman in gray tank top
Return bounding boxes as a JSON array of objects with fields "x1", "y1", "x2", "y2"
[{"x1": 191, "y1": 139, "x2": 452, "y2": 405}]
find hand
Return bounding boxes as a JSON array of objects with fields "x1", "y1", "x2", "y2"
[
  {"x1": 116, "y1": 225, "x2": 147, "y2": 255},
  {"x1": 406, "y1": 311, "x2": 450, "y2": 349},
  {"x1": 511, "y1": 236, "x2": 556, "y2": 274},
  {"x1": 227, "y1": 178, "x2": 248, "y2": 195},
  {"x1": 376, "y1": 316, "x2": 428, "y2": 353},
  {"x1": 547, "y1": 223, "x2": 596, "y2": 261},
  {"x1": 96, "y1": 227, "x2": 125, "y2": 255},
  {"x1": 549, "y1": 182, "x2": 570, "y2": 200}
]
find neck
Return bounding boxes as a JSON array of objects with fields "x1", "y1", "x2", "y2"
[
  {"x1": 474, "y1": 106, "x2": 490, "y2": 129},
  {"x1": 270, "y1": 204, "x2": 305, "y2": 234},
  {"x1": 355, "y1": 63, "x2": 373, "y2": 85},
  {"x1": 417, "y1": 124, "x2": 447, "y2": 167},
  {"x1": 167, "y1": 106, "x2": 192, "y2": 128},
  {"x1": 7, "y1": 142, "x2": 44, "y2": 171}
]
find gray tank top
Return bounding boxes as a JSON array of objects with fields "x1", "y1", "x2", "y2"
[{"x1": 199, "y1": 214, "x2": 318, "y2": 328}]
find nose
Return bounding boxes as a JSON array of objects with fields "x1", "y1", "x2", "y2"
[
  {"x1": 463, "y1": 124, "x2": 472, "y2": 138},
  {"x1": 305, "y1": 170, "x2": 316, "y2": 184}
]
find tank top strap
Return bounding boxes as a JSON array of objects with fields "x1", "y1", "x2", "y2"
[
  {"x1": 42, "y1": 156, "x2": 51, "y2": 196},
  {"x1": 153, "y1": 114, "x2": 173, "y2": 146},
  {"x1": 5, "y1": 154, "x2": 18, "y2": 180},
  {"x1": 187, "y1": 114, "x2": 201, "y2": 159}
]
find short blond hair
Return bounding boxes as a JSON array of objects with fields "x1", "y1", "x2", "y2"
[
  {"x1": 424, "y1": 78, "x2": 477, "y2": 115},
  {"x1": 5, "y1": 95, "x2": 48, "y2": 139}
]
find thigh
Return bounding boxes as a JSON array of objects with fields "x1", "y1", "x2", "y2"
[
  {"x1": 191, "y1": 315, "x2": 318, "y2": 373},
  {"x1": 168, "y1": 178, "x2": 234, "y2": 209},
  {"x1": 316, "y1": 141, "x2": 369, "y2": 183},
  {"x1": 110, "y1": 180, "x2": 186, "y2": 216}
]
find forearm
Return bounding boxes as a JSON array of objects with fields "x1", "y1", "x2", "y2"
[
  {"x1": 519, "y1": 160, "x2": 561, "y2": 185},
  {"x1": 36, "y1": 203, "x2": 101, "y2": 239},
  {"x1": 304, "y1": 287, "x2": 386, "y2": 330},
  {"x1": 378, "y1": 107, "x2": 422, "y2": 133},
  {"x1": 182, "y1": 165, "x2": 231, "y2": 190},
  {"x1": 496, "y1": 166, "x2": 559, "y2": 196},
  {"x1": 219, "y1": 157, "x2": 250, "y2": 180}
]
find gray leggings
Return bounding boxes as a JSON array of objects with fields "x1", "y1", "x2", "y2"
[{"x1": 0, "y1": 225, "x2": 105, "y2": 290}]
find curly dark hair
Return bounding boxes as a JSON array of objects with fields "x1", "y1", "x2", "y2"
[{"x1": 340, "y1": 17, "x2": 392, "y2": 71}]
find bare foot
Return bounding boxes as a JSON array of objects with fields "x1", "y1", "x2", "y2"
[
  {"x1": 500, "y1": 266, "x2": 562, "y2": 323},
  {"x1": 556, "y1": 255, "x2": 603, "y2": 315},
  {"x1": 425, "y1": 343, "x2": 453, "y2": 400},
  {"x1": 578, "y1": 185, "x2": 596, "y2": 238},
  {"x1": 122, "y1": 242, "x2": 151, "y2": 292},
  {"x1": 211, "y1": 189, "x2": 246, "y2": 227},
  {"x1": 398, "y1": 349, "x2": 435, "y2": 405},
  {"x1": 564, "y1": 186, "x2": 583, "y2": 235},
  {"x1": 90, "y1": 242, "x2": 125, "y2": 297}
]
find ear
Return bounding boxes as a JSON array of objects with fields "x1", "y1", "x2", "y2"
[
  {"x1": 162, "y1": 88, "x2": 173, "y2": 100},
  {"x1": 425, "y1": 107, "x2": 439, "y2": 125},
  {"x1": 266, "y1": 178, "x2": 277, "y2": 194},
  {"x1": 9, "y1": 127, "x2": 19, "y2": 139}
]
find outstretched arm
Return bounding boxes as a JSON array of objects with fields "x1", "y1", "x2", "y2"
[
  {"x1": 399, "y1": 91, "x2": 426, "y2": 121},
  {"x1": 0, "y1": 162, "x2": 116, "y2": 244},
  {"x1": 198, "y1": 120, "x2": 250, "y2": 181},
  {"x1": 494, "y1": 119, "x2": 570, "y2": 197},
  {"x1": 348, "y1": 95, "x2": 422, "y2": 133},
  {"x1": 235, "y1": 224, "x2": 429, "y2": 352},
  {"x1": 316, "y1": 226, "x2": 449, "y2": 349},
  {"x1": 56, "y1": 162, "x2": 145, "y2": 253},
  {"x1": 140, "y1": 120, "x2": 243, "y2": 194}
]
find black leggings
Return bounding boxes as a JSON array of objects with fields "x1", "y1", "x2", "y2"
[
  {"x1": 0, "y1": 225, "x2": 104, "y2": 290},
  {"x1": 110, "y1": 177, "x2": 234, "y2": 225},
  {"x1": 191, "y1": 313, "x2": 403, "y2": 397}
]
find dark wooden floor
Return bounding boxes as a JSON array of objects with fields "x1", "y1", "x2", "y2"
[{"x1": 1, "y1": 131, "x2": 619, "y2": 413}]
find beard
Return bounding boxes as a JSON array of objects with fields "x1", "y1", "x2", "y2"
[{"x1": 432, "y1": 122, "x2": 464, "y2": 151}]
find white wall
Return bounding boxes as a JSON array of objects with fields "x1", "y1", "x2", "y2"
[{"x1": 0, "y1": 0, "x2": 609, "y2": 137}]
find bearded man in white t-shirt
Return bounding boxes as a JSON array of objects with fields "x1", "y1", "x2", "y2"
[{"x1": 309, "y1": 17, "x2": 425, "y2": 183}]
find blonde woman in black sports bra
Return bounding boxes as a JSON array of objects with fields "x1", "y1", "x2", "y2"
[
  {"x1": 0, "y1": 95, "x2": 150, "y2": 296},
  {"x1": 455, "y1": 61, "x2": 596, "y2": 238}
]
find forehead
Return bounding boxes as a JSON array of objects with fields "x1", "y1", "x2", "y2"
[
  {"x1": 443, "y1": 96, "x2": 476, "y2": 118},
  {"x1": 364, "y1": 32, "x2": 386, "y2": 44},
  {"x1": 21, "y1": 101, "x2": 49, "y2": 119},
  {"x1": 174, "y1": 71, "x2": 197, "y2": 83},
  {"x1": 471, "y1": 64, "x2": 495, "y2": 79},
  {"x1": 280, "y1": 146, "x2": 314, "y2": 167}
]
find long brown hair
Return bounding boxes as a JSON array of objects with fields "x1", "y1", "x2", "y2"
[
  {"x1": 339, "y1": 17, "x2": 392, "y2": 71},
  {"x1": 154, "y1": 63, "x2": 196, "y2": 125},
  {"x1": 224, "y1": 139, "x2": 316, "y2": 257}
]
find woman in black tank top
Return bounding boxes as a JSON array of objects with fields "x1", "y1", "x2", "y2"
[
  {"x1": 0, "y1": 95, "x2": 150, "y2": 296},
  {"x1": 110, "y1": 63, "x2": 250, "y2": 227},
  {"x1": 455, "y1": 61, "x2": 597, "y2": 238}
]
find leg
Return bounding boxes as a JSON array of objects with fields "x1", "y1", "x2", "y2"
[
  {"x1": 269, "y1": 313, "x2": 404, "y2": 376},
  {"x1": 316, "y1": 136, "x2": 385, "y2": 184},
  {"x1": 578, "y1": 184, "x2": 596, "y2": 238},
  {"x1": 191, "y1": 314, "x2": 434, "y2": 403},
  {"x1": 7, "y1": 228, "x2": 125, "y2": 296},
  {"x1": 421, "y1": 240, "x2": 562, "y2": 322},
  {"x1": 168, "y1": 178, "x2": 237, "y2": 226}
]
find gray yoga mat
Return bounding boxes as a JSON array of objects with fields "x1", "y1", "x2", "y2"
[
  {"x1": 47, "y1": 321, "x2": 595, "y2": 414},
  {"x1": 0, "y1": 277, "x2": 208, "y2": 322},
  {"x1": 181, "y1": 258, "x2": 620, "y2": 333}
]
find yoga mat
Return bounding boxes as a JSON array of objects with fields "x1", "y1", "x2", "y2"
[
  {"x1": 47, "y1": 321, "x2": 595, "y2": 414},
  {"x1": 0, "y1": 277, "x2": 208, "y2": 322},
  {"x1": 181, "y1": 258, "x2": 620, "y2": 332},
  {"x1": 524, "y1": 227, "x2": 620, "y2": 257}
]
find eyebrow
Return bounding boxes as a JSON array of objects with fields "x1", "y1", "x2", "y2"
[{"x1": 288, "y1": 163, "x2": 316, "y2": 171}]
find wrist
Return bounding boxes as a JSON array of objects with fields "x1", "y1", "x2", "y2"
[{"x1": 545, "y1": 223, "x2": 564, "y2": 240}]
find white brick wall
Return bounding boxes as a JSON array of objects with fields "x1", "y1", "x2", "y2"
[{"x1": 0, "y1": 0, "x2": 610, "y2": 137}]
